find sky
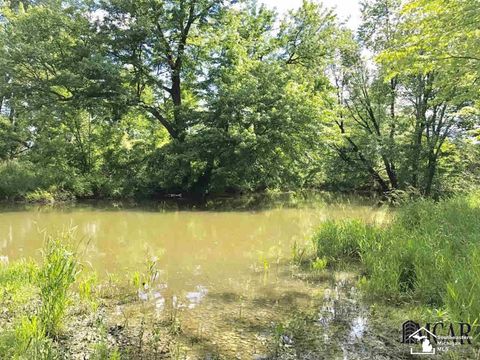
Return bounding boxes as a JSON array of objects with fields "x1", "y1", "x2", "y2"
[{"x1": 259, "y1": 0, "x2": 362, "y2": 29}]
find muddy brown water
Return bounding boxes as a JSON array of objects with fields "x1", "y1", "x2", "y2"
[{"x1": 0, "y1": 195, "x2": 389, "y2": 358}]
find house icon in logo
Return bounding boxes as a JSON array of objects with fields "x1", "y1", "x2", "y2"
[{"x1": 402, "y1": 321, "x2": 437, "y2": 355}]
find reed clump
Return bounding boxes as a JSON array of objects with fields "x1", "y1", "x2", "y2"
[{"x1": 312, "y1": 192, "x2": 480, "y2": 327}]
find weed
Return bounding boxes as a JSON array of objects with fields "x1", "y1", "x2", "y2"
[
  {"x1": 91, "y1": 342, "x2": 121, "y2": 360},
  {"x1": 14, "y1": 316, "x2": 57, "y2": 359},
  {"x1": 37, "y1": 232, "x2": 80, "y2": 337},
  {"x1": 169, "y1": 342, "x2": 186, "y2": 360},
  {"x1": 312, "y1": 192, "x2": 480, "y2": 327},
  {"x1": 312, "y1": 220, "x2": 374, "y2": 263},
  {"x1": 310, "y1": 257, "x2": 328, "y2": 272},
  {"x1": 79, "y1": 272, "x2": 99, "y2": 312},
  {"x1": 292, "y1": 240, "x2": 308, "y2": 265}
]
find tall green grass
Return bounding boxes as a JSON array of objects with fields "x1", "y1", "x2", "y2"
[
  {"x1": 0, "y1": 231, "x2": 80, "y2": 359},
  {"x1": 312, "y1": 192, "x2": 480, "y2": 326},
  {"x1": 37, "y1": 234, "x2": 79, "y2": 337}
]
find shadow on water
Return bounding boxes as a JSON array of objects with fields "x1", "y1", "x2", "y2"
[{"x1": 0, "y1": 190, "x2": 377, "y2": 213}]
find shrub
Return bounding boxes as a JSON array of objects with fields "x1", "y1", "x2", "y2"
[
  {"x1": 25, "y1": 190, "x2": 55, "y2": 204},
  {"x1": 0, "y1": 161, "x2": 79, "y2": 201},
  {"x1": 0, "y1": 161, "x2": 39, "y2": 200}
]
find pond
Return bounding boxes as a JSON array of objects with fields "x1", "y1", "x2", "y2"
[{"x1": 0, "y1": 194, "x2": 388, "y2": 358}]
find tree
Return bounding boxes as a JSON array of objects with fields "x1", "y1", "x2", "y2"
[
  {"x1": 146, "y1": 1, "x2": 338, "y2": 194},
  {"x1": 378, "y1": 0, "x2": 480, "y2": 91},
  {"x1": 377, "y1": 0, "x2": 480, "y2": 194},
  {"x1": 97, "y1": 0, "x2": 224, "y2": 140},
  {"x1": 1, "y1": 0, "x2": 476, "y2": 199},
  {"x1": 0, "y1": 0, "x2": 132, "y2": 196},
  {"x1": 325, "y1": 0, "x2": 403, "y2": 193},
  {"x1": 324, "y1": 0, "x2": 479, "y2": 195}
]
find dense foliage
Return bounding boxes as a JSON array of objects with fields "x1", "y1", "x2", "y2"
[
  {"x1": 313, "y1": 192, "x2": 480, "y2": 326},
  {"x1": 0, "y1": 0, "x2": 478, "y2": 200}
]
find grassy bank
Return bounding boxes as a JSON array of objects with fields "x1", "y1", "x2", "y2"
[
  {"x1": 0, "y1": 232, "x2": 79, "y2": 358},
  {"x1": 312, "y1": 192, "x2": 480, "y2": 328},
  {"x1": 0, "y1": 232, "x2": 176, "y2": 359}
]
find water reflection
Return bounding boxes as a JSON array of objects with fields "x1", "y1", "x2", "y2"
[{"x1": 186, "y1": 285, "x2": 208, "y2": 309}]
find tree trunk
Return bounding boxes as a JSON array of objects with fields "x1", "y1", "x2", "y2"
[
  {"x1": 171, "y1": 71, "x2": 184, "y2": 140},
  {"x1": 411, "y1": 76, "x2": 429, "y2": 188},
  {"x1": 411, "y1": 121, "x2": 424, "y2": 188},
  {"x1": 345, "y1": 137, "x2": 390, "y2": 193},
  {"x1": 424, "y1": 152, "x2": 437, "y2": 196},
  {"x1": 382, "y1": 155, "x2": 398, "y2": 189}
]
